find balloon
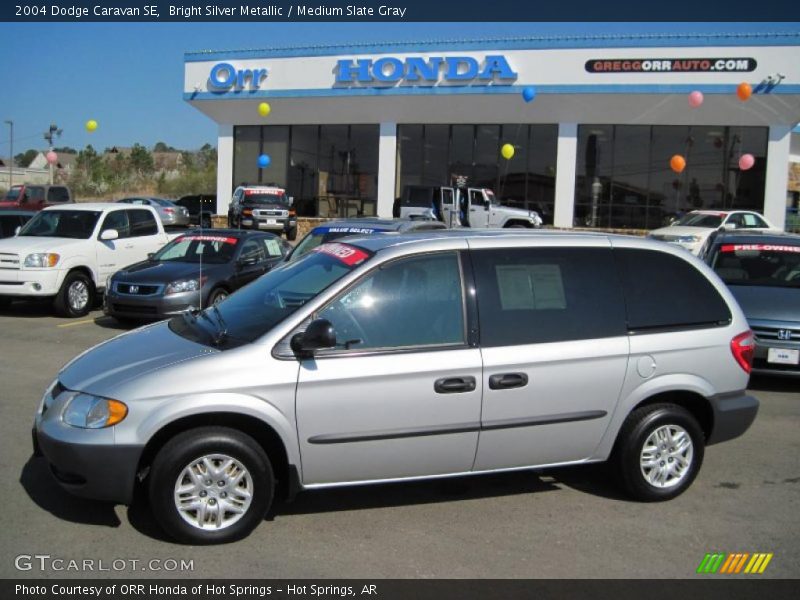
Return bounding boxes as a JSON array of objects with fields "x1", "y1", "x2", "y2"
[
  {"x1": 670, "y1": 155, "x2": 686, "y2": 173},
  {"x1": 736, "y1": 82, "x2": 752, "y2": 101},
  {"x1": 500, "y1": 143, "x2": 515, "y2": 160},
  {"x1": 46, "y1": 151, "x2": 58, "y2": 165},
  {"x1": 85, "y1": 119, "x2": 98, "y2": 132},
  {"x1": 521, "y1": 86, "x2": 536, "y2": 103},
  {"x1": 738, "y1": 154, "x2": 755, "y2": 171},
  {"x1": 688, "y1": 91, "x2": 704, "y2": 108},
  {"x1": 258, "y1": 102, "x2": 271, "y2": 117},
  {"x1": 257, "y1": 154, "x2": 271, "y2": 168}
]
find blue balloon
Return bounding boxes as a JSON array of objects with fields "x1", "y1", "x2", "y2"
[
  {"x1": 257, "y1": 154, "x2": 271, "y2": 168},
  {"x1": 522, "y1": 86, "x2": 536, "y2": 103}
]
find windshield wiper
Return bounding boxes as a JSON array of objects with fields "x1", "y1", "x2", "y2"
[{"x1": 211, "y1": 305, "x2": 229, "y2": 345}]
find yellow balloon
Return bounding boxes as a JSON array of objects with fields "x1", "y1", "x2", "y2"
[
  {"x1": 85, "y1": 119, "x2": 98, "y2": 132},
  {"x1": 501, "y1": 143, "x2": 515, "y2": 160},
  {"x1": 258, "y1": 102, "x2": 271, "y2": 117}
]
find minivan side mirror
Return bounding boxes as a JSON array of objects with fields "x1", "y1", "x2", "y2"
[
  {"x1": 290, "y1": 319, "x2": 336, "y2": 357},
  {"x1": 100, "y1": 229, "x2": 119, "y2": 241}
]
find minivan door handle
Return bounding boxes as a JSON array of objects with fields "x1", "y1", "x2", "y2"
[
  {"x1": 488, "y1": 373, "x2": 529, "y2": 390},
  {"x1": 434, "y1": 376, "x2": 477, "y2": 394}
]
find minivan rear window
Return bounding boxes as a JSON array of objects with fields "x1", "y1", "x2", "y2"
[
  {"x1": 616, "y1": 248, "x2": 731, "y2": 331},
  {"x1": 472, "y1": 247, "x2": 627, "y2": 346}
]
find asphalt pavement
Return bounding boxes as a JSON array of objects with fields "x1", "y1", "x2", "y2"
[{"x1": 0, "y1": 301, "x2": 798, "y2": 579}]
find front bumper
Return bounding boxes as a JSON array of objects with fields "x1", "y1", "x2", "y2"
[
  {"x1": 104, "y1": 288, "x2": 202, "y2": 319},
  {"x1": 752, "y1": 340, "x2": 800, "y2": 377},
  {"x1": 241, "y1": 216, "x2": 296, "y2": 233},
  {"x1": 706, "y1": 391, "x2": 759, "y2": 446},
  {"x1": 33, "y1": 425, "x2": 143, "y2": 505},
  {"x1": 0, "y1": 268, "x2": 63, "y2": 297}
]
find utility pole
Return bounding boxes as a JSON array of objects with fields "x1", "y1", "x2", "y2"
[
  {"x1": 44, "y1": 123, "x2": 62, "y2": 184},
  {"x1": 3, "y1": 120, "x2": 11, "y2": 189}
]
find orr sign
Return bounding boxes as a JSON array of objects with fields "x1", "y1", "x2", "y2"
[{"x1": 335, "y1": 55, "x2": 518, "y2": 86}]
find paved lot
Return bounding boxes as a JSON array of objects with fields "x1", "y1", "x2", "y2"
[{"x1": 0, "y1": 301, "x2": 797, "y2": 579}]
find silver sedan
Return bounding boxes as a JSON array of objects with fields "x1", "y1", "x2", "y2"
[{"x1": 117, "y1": 197, "x2": 190, "y2": 227}]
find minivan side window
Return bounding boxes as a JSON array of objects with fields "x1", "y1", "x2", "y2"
[
  {"x1": 128, "y1": 209, "x2": 159, "y2": 237},
  {"x1": 472, "y1": 247, "x2": 627, "y2": 346},
  {"x1": 615, "y1": 248, "x2": 731, "y2": 331},
  {"x1": 317, "y1": 252, "x2": 465, "y2": 351}
]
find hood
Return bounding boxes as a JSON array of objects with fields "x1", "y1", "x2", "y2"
[
  {"x1": 59, "y1": 321, "x2": 216, "y2": 397},
  {"x1": 0, "y1": 200, "x2": 23, "y2": 209},
  {"x1": 499, "y1": 205, "x2": 536, "y2": 218},
  {"x1": 728, "y1": 285, "x2": 800, "y2": 324},
  {"x1": 649, "y1": 226, "x2": 712, "y2": 238},
  {"x1": 114, "y1": 260, "x2": 227, "y2": 283},
  {"x1": 0, "y1": 235, "x2": 89, "y2": 255}
]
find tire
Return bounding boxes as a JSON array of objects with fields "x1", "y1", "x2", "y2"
[
  {"x1": 507, "y1": 224, "x2": 527, "y2": 228},
  {"x1": 286, "y1": 227, "x2": 297, "y2": 242},
  {"x1": 612, "y1": 403, "x2": 704, "y2": 502},
  {"x1": 201, "y1": 215, "x2": 212, "y2": 229},
  {"x1": 208, "y1": 288, "x2": 229, "y2": 306},
  {"x1": 53, "y1": 271, "x2": 94, "y2": 318},
  {"x1": 148, "y1": 427, "x2": 274, "y2": 545}
]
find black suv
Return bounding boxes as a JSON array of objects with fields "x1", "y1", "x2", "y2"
[{"x1": 176, "y1": 194, "x2": 216, "y2": 229}]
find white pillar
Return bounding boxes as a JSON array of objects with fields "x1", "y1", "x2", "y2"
[
  {"x1": 216, "y1": 123, "x2": 234, "y2": 217},
  {"x1": 763, "y1": 125, "x2": 791, "y2": 230},
  {"x1": 553, "y1": 123, "x2": 578, "y2": 229},
  {"x1": 377, "y1": 122, "x2": 397, "y2": 218}
]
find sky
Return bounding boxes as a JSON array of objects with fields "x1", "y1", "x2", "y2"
[{"x1": 2, "y1": 21, "x2": 799, "y2": 156}]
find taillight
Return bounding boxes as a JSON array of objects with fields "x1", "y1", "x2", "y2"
[
  {"x1": 731, "y1": 331, "x2": 755, "y2": 374},
  {"x1": 164, "y1": 208, "x2": 175, "y2": 214}
]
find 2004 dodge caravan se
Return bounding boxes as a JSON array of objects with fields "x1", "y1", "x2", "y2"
[{"x1": 33, "y1": 230, "x2": 759, "y2": 544}]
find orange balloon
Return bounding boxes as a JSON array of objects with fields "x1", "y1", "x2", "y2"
[
  {"x1": 670, "y1": 154, "x2": 686, "y2": 173},
  {"x1": 736, "y1": 82, "x2": 752, "y2": 101}
]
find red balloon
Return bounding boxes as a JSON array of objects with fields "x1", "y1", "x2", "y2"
[
  {"x1": 670, "y1": 155, "x2": 686, "y2": 173},
  {"x1": 46, "y1": 151, "x2": 58, "y2": 165},
  {"x1": 738, "y1": 154, "x2": 755, "y2": 171}
]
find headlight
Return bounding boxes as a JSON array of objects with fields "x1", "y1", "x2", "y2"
[
  {"x1": 676, "y1": 235, "x2": 700, "y2": 243},
  {"x1": 24, "y1": 253, "x2": 60, "y2": 268},
  {"x1": 165, "y1": 276, "x2": 207, "y2": 295},
  {"x1": 63, "y1": 393, "x2": 128, "y2": 429}
]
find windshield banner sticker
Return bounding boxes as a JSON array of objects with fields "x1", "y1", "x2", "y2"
[
  {"x1": 313, "y1": 243, "x2": 370, "y2": 266},
  {"x1": 721, "y1": 244, "x2": 800, "y2": 253},
  {"x1": 181, "y1": 235, "x2": 238, "y2": 244}
]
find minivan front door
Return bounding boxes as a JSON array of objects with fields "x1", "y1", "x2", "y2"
[
  {"x1": 469, "y1": 243, "x2": 630, "y2": 470},
  {"x1": 295, "y1": 251, "x2": 482, "y2": 485}
]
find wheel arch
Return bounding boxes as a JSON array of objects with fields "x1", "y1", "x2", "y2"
[
  {"x1": 136, "y1": 412, "x2": 295, "y2": 500},
  {"x1": 502, "y1": 219, "x2": 532, "y2": 228}
]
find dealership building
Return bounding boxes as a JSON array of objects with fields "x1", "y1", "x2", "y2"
[{"x1": 184, "y1": 32, "x2": 800, "y2": 230}]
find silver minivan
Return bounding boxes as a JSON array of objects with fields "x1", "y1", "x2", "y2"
[{"x1": 33, "y1": 231, "x2": 759, "y2": 544}]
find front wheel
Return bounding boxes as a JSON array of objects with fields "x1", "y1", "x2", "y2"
[
  {"x1": 148, "y1": 427, "x2": 274, "y2": 544},
  {"x1": 53, "y1": 271, "x2": 94, "y2": 318},
  {"x1": 612, "y1": 403, "x2": 704, "y2": 502},
  {"x1": 285, "y1": 227, "x2": 297, "y2": 241},
  {"x1": 208, "y1": 288, "x2": 229, "y2": 306}
]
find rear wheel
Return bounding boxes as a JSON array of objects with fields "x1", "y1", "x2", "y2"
[
  {"x1": 53, "y1": 271, "x2": 94, "y2": 318},
  {"x1": 612, "y1": 403, "x2": 704, "y2": 501},
  {"x1": 148, "y1": 427, "x2": 274, "y2": 545},
  {"x1": 201, "y1": 215, "x2": 212, "y2": 229},
  {"x1": 286, "y1": 227, "x2": 297, "y2": 241}
]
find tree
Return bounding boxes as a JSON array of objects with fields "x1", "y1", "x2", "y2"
[
  {"x1": 153, "y1": 141, "x2": 177, "y2": 152},
  {"x1": 128, "y1": 143, "x2": 154, "y2": 174},
  {"x1": 14, "y1": 149, "x2": 38, "y2": 167},
  {"x1": 53, "y1": 146, "x2": 77, "y2": 154}
]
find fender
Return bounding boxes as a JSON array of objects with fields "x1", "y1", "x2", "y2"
[
  {"x1": 58, "y1": 255, "x2": 99, "y2": 286},
  {"x1": 590, "y1": 372, "x2": 716, "y2": 461},
  {"x1": 127, "y1": 392, "x2": 302, "y2": 471}
]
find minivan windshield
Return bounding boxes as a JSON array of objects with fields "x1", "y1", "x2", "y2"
[
  {"x1": 711, "y1": 242, "x2": 800, "y2": 288},
  {"x1": 170, "y1": 243, "x2": 372, "y2": 347},
  {"x1": 18, "y1": 210, "x2": 101, "y2": 239},
  {"x1": 675, "y1": 213, "x2": 724, "y2": 228}
]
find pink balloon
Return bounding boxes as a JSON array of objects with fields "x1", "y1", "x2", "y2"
[
  {"x1": 688, "y1": 91, "x2": 704, "y2": 108},
  {"x1": 46, "y1": 151, "x2": 58, "y2": 165},
  {"x1": 738, "y1": 154, "x2": 755, "y2": 171}
]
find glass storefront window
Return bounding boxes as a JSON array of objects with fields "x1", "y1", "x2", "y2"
[
  {"x1": 575, "y1": 125, "x2": 769, "y2": 230},
  {"x1": 233, "y1": 126, "x2": 261, "y2": 189}
]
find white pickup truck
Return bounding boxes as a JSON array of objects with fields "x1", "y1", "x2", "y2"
[{"x1": 0, "y1": 203, "x2": 179, "y2": 317}]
